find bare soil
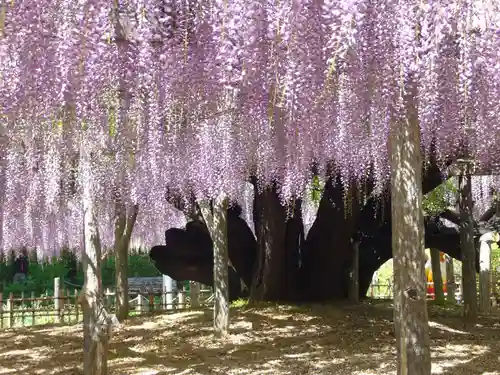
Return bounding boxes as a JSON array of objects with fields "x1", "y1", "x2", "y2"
[{"x1": 0, "y1": 301, "x2": 499, "y2": 375}]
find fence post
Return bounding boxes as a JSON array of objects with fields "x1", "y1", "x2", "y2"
[
  {"x1": 74, "y1": 289, "x2": 79, "y2": 323},
  {"x1": 137, "y1": 294, "x2": 144, "y2": 314},
  {"x1": 7, "y1": 293, "x2": 13, "y2": 328},
  {"x1": 371, "y1": 271, "x2": 378, "y2": 298},
  {"x1": 148, "y1": 292, "x2": 155, "y2": 312},
  {"x1": 178, "y1": 285, "x2": 185, "y2": 309},
  {"x1": 190, "y1": 281, "x2": 200, "y2": 308},
  {"x1": 54, "y1": 277, "x2": 61, "y2": 324},
  {"x1": 65, "y1": 288, "x2": 70, "y2": 322},
  {"x1": 61, "y1": 289, "x2": 66, "y2": 324},
  {"x1": 0, "y1": 292, "x2": 3, "y2": 329},
  {"x1": 105, "y1": 288, "x2": 112, "y2": 310},
  {"x1": 163, "y1": 275, "x2": 174, "y2": 310},
  {"x1": 31, "y1": 291, "x2": 36, "y2": 326},
  {"x1": 20, "y1": 292, "x2": 25, "y2": 327},
  {"x1": 491, "y1": 270, "x2": 498, "y2": 307}
]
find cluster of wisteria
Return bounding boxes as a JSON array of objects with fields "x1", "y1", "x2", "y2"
[
  {"x1": 471, "y1": 175, "x2": 500, "y2": 218},
  {"x1": 1, "y1": 0, "x2": 500, "y2": 253}
]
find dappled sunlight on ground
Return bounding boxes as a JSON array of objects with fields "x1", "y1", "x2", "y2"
[{"x1": 0, "y1": 302, "x2": 499, "y2": 374}]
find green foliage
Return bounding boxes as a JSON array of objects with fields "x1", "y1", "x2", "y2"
[
  {"x1": 492, "y1": 242, "x2": 500, "y2": 272},
  {"x1": 423, "y1": 178, "x2": 457, "y2": 216},
  {"x1": 231, "y1": 298, "x2": 249, "y2": 308},
  {"x1": 310, "y1": 175, "x2": 324, "y2": 204},
  {"x1": 0, "y1": 250, "x2": 160, "y2": 295}
]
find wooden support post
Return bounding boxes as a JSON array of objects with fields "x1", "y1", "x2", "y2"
[
  {"x1": 458, "y1": 160, "x2": 477, "y2": 321},
  {"x1": 54, "y1": 277, "x2": 61, "y2": 324},
  {"x1": 202, "y1": 194, "x2": 230, "y2": 337},
  {"x1": 7, "y1": 293, "x2": 13, "y2": 328},
  {"x1": 0, "y1": 292, "x2": 3, "y2": 329},
  {"x1": 81, "y1": 140, "x2": 110, "y2": 375},
  {"x1": 389, "y1": 73, "x2": 430, "y2": 374},
  {"x1": 31, "y1": 291, "x2": 35, "y2": 326},
  {"x1": 430, "y1": 249, "x2": 444, "y2": 304},
  {"x1": 190, "y1": 281, "x2": 200, "y2": 308}
]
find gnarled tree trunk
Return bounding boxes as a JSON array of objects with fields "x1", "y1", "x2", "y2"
[
  {"x1": 250, "y1": 181, "x2": 303, "y2": 302},
  {"x1": 301, "y1": 175, "x2": 362, "y2": 301}
]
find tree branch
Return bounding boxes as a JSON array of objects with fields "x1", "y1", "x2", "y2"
[
  {"x1": 439, "y1": 208, "x2": 461, "y2": 225},
  {"x1": 479, "y1": 205, "x2": 496, "y2": 222}
]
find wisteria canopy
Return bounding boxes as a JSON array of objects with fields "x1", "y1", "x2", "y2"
[{"x1": 0, "y1": 0, "x2": 500, "y2": 254}]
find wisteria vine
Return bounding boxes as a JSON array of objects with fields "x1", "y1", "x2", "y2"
[{"x1": 0, "y1": 0, "x2": 500, "y2": 254}]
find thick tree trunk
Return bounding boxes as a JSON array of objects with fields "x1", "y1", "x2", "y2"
[
  {"x1": 81, "y1": 150, "x2": 110, "y2": 375},
  {"x1": 284, "y1": 199, "x2": 305, "y2": 301},
  {"x1": 200, "y1": 195, "x2": 230, "y2": 336},
  {"x1": 389, "y1": 76, "x2": 431, "y2": 375},
  {"x1": 430, "y1": 248, "x2": 444, "y2": 303},
  {"x1": 478, "y1": 232, "x2": 496, "y2": 314},
  {"x1": 301, "y1": 176, "x2": 362, "y2": 301},
  {"x1": 114, "y1": 202, "x2": 138, "y2": 322},
  {"x1": 446, "y1": 255, "x2": 456, "y2": 303},
  {"x1": 458, "y1": 168, "x2": 477, "y2": 321},
  {"x1": 249, "y1": 181, "x2": 302, "y2": 302}
]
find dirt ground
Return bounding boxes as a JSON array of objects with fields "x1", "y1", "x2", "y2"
[{"x1": 0, "y1": 301, "x2": 499, "y2": 375}]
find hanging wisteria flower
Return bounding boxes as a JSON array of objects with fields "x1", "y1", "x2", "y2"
[{"x1": 0, "y1": 0, "x2": 500, "y2": 252}]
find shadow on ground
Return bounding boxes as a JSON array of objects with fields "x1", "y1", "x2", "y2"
[{"x1": 0, "y1": 301, "x2": 499, "y2": 374}]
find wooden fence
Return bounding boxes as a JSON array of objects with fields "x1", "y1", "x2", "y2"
[
  {"x1": 0, "y1": 277, "x2": 214, "y2": 329},
  {"x1": 368, "y1": 281, "x2": 461, "y2": 300},
  {"x1": 4, "y1": 272, "x2": 499, "y2": 329},
  {"x1": 369, "y1": 272, "x2": 500, "y2": 304}
]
